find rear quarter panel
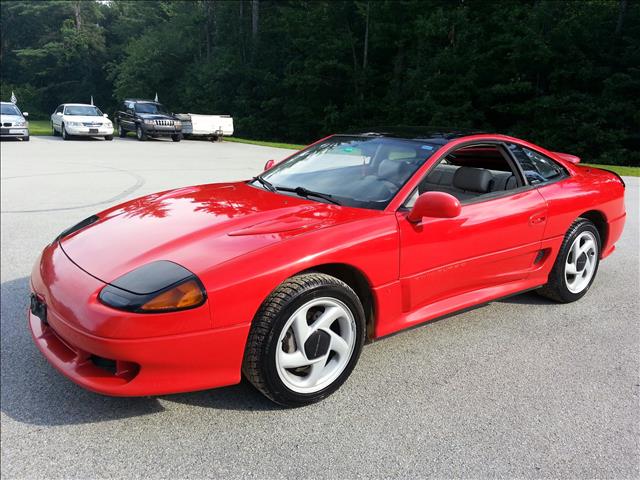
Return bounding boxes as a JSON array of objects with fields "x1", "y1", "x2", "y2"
[{"x1": 536, "y1": 166, "x2": 626, "y2": 254}]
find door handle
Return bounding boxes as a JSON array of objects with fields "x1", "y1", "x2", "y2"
[{"x1": 529, "y1": 213, "x2": 546, "y2": 225}]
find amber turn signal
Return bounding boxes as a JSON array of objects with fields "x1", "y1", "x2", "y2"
[{"x1": 140, "y1": 280, "x2": 204, "y2": 311}]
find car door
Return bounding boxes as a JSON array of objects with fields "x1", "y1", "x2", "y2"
[
  {"x1": 120, "y1": 102, "x2": 135, "y2": 130},
  {"x1": 396, "y1": 143, "x2": 549, "y2": 312},
  {"x1": 52, "y1": 105, "x2": 63, "y2": 130}
]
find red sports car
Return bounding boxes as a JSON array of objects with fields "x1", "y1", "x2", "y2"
[{"x1": 29, "y1": 131, "x2": 626, "y2": 406}]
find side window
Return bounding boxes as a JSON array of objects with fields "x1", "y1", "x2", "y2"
[
  {"x1": 55, "y1": 105, "x2": 63, "y2": 113},
  {"x1": 508, "y1": 144, "x2": 567, "y2": 185},
  {"x1": 407, "y1": 144, "x2": 522, "y2": 206}
]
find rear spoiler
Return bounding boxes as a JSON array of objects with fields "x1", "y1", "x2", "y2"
[{"x1": 553, "y1": 152, "x2": 581, "y2": 164}]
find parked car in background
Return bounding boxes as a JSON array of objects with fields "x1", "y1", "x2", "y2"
[
  {"x1": 51, "y1": 104, "x2": 114, "y2": 141},
  {"x1": 176, "y1": 113, "x2": 233, "y2": 141},
  {"x1": 0, "y1": 102, "x2": 29, "y2": 141},
  {"x1": 115, "y1": 99, "x2": 182, "y2": 142}
]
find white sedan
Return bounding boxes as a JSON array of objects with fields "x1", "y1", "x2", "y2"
[{"x1": 51, "y1": 103, "x2": 114, "y2": 140}]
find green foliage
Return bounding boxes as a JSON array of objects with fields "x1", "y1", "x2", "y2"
[{"x1": 2, "y1": 0, "x2": 638, "y2": 165}]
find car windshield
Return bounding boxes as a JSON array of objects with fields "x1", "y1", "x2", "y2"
[
  {"x1": 64, "y1": 105, "x2": 102, "y2": 116},
  {"x1": 257, "y1": 135, "x2": 438, "y2": 209},
  {"x1": 1, "y1": 104, "x2": 21, "y2": 116},
  {"x1": 134, "y1": 102, "x2": 169, "y2": 114}
]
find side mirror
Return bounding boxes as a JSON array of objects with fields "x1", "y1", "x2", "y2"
[
  {"x1": 407, "y1": 192, "x2": 461, "y2": 223},
  {"x1": 264, "y1": 159, "x2": 275, "y2": 171},
  {"x1": 103, "y1": 113, "x2": 108, "y2": 117},
  {"x1": 23, "y1": 112, "x2": 29, "y2": 117},
  {"x1": 56, "y1": 112, "x2": 62, "y2": 116}
]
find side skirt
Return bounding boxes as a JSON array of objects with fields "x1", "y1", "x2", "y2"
[{"x1": 373, "y1": 278, "x2": 546, "y2": 339}]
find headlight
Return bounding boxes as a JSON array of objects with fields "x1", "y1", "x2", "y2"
[
  {"x1": 67, "y1": 121, "x2": 82, "y2": 127},
  {"x1": 98, "y1": 260, "x2": 206, "y2": 313},
  {"x1": 144, "y1": 119, "x2": 155, "y2": 125},
  {"x1": 14, "y1": 120, "x2": 26, "y2": 127},
  {"x1": 174, "y1": 121, "x2": 182, "y2": 127},
  {"x1": 104, "y1": 121, "x2": 112, "y2": 127}
]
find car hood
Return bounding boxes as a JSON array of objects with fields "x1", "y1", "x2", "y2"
[
  {"x1": 61, "y1": 115, "x2": 109, "y2": 123},
  {"x1": 0, "y1": 114, "x2": 25, "y2": 123},
  {"x1": 59, "y1": 182, "x2": 370, "y2": 284}
]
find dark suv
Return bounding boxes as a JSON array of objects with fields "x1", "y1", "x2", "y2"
[{"x1": 115, "y1": 99, "x2": 182, "y2": 141}]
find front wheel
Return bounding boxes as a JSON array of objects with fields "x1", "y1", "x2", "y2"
[
  {"x1": 117, "y1": 123, "x2": 127, "y2": 138},
  {"x1": 537, "y1": 218, "x2": 600, "y2": 303},
  {"x1": 243, "y1": 273, "x2": 365, "y2": 407},
  {"x1": 171, "y1": 134, "x2": 181, "y2": 142},
  {"x1": 61, "y1": 124, "x2": 70, "y2": 141},
  {"x1": 136, "y1": 125, "x2": 146, "y2": 141}
]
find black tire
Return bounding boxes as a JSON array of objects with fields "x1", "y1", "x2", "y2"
[
  {"x1": 105, "y1": 135, "x2": 113, "y2": 141},
  {"x1": 171, "y1": 134, "x2": 181, "y2": 142},
  {"x1": 24, "y1": 135, "x2": 30, "y2": 142},
  {"x1": 51, "y1": 123, "x2": 58, "y2": 136},
  {"x1": 537, "y1": 218, "x2": 601, "y2": 303},
  {"x1": 243, "y1": 273, "x2": 366, "y2": 407},
  {"x1": 117, "y1": 123, "x2": 127, "y2": 138},
  {"x1": 61, "y1": 124, "x2": 70, "y2": 141},
  {"x1": 136, "y1": 125, "x2": 146, "y2": 141}
]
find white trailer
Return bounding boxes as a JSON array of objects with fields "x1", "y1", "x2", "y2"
[{"x1": 177, "y1": 114, "x2": 234, "y2": 141}]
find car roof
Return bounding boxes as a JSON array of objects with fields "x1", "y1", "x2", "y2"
[
  {"x1": 338, "y1": 127, "x2": 489, "y2": 145},
  {"x1": 123, "y1": 99, "x2": 159, "y2": 104},
  {"x1": 61, "y1": 103, "x2": 97, "y2": 107}
]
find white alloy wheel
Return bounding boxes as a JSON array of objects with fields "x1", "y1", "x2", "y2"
[
  {"x1": 565, "y1": 230, "x2": 598, "y2": 293},
  {"x1": 275, "y1": 297, "x2": 356, "y2": 394}
]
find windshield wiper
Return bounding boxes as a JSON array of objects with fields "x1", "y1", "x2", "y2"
[
  {"x1": 251, "y1": 175, "x2": 276, "y2": 192},
  {"x1": 275, "y1": 186, "x2": 341, "y2": 206}
]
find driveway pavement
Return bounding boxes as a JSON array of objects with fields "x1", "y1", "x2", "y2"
[{"x1": 1, "y1": 136, "x2": 638, "y2": 479}]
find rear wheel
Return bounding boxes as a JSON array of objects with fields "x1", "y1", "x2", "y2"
[
  {"x1": 117, "y1": 123, "x2": 127, "y2": 138},
  {"x1": 243, "y1": 273, "x2": 365, "y2": 407},
  {"x1": 51, "y1": 123, "x2": 58, "y2": 136},
  {"x1": 537, "y1": 218, "x2": 600, "y2": 303},
  {"x1": 105, "y1": 135, "x2": 113, "y2": 141},
  {"x1": 23, "y1": 135, "x2": 30, "y2": 142}
]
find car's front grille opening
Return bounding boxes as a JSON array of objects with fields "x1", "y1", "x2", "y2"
[
  {"x1": 90, "y1": 355, "x2": 117, "y2": 374},
  {"x1": 90, "y1": 355, "x2": 140, "y2": 381}
]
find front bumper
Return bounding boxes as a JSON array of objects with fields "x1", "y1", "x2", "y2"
[
  {"x1": 28, "y1": 243, "x2": 250, "y2": 396},
  {"x1": 0, "y1": 127, "x2": 28, "y2": 138},
  {"x1": 142, "y1": 125, "x2": 182, "y2": 137},
  {"x1": 65, "y1": 125, "x2": 114, "y2": 136},
  {"x1": 28, "y1": 308, "x2": 249, "y2": 396}
]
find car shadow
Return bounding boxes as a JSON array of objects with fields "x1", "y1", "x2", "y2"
[
  {"x1": 1, "y1": 275, "x2": 552, "y2": 426},
  {"x1": 28, "y1": 135, "x2": 106, "y2": 142},
  {"x1": 0, "y1": 276, "x2": 278, "y2": 427},
  {"x1": 496, "y1": 290, "x2": 555, "y2": 305}
]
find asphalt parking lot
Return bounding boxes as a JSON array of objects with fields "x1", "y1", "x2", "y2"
[{"x1": 1, "y1": 136, "x2": 638, "y2": 479}]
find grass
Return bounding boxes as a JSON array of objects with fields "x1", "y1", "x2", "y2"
[
  {"x1": 24, "y1": 124, "x2": 640, "y2": 177},
  {"x1": 224, "y1": 136, "x2": 305, "y2": 150},
  {"x1": 28, "y1": 120, "x2": 51, "y2": 136},
  {"x1": 582, "y1": 163, "x2": 639, "y2": 177}
]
